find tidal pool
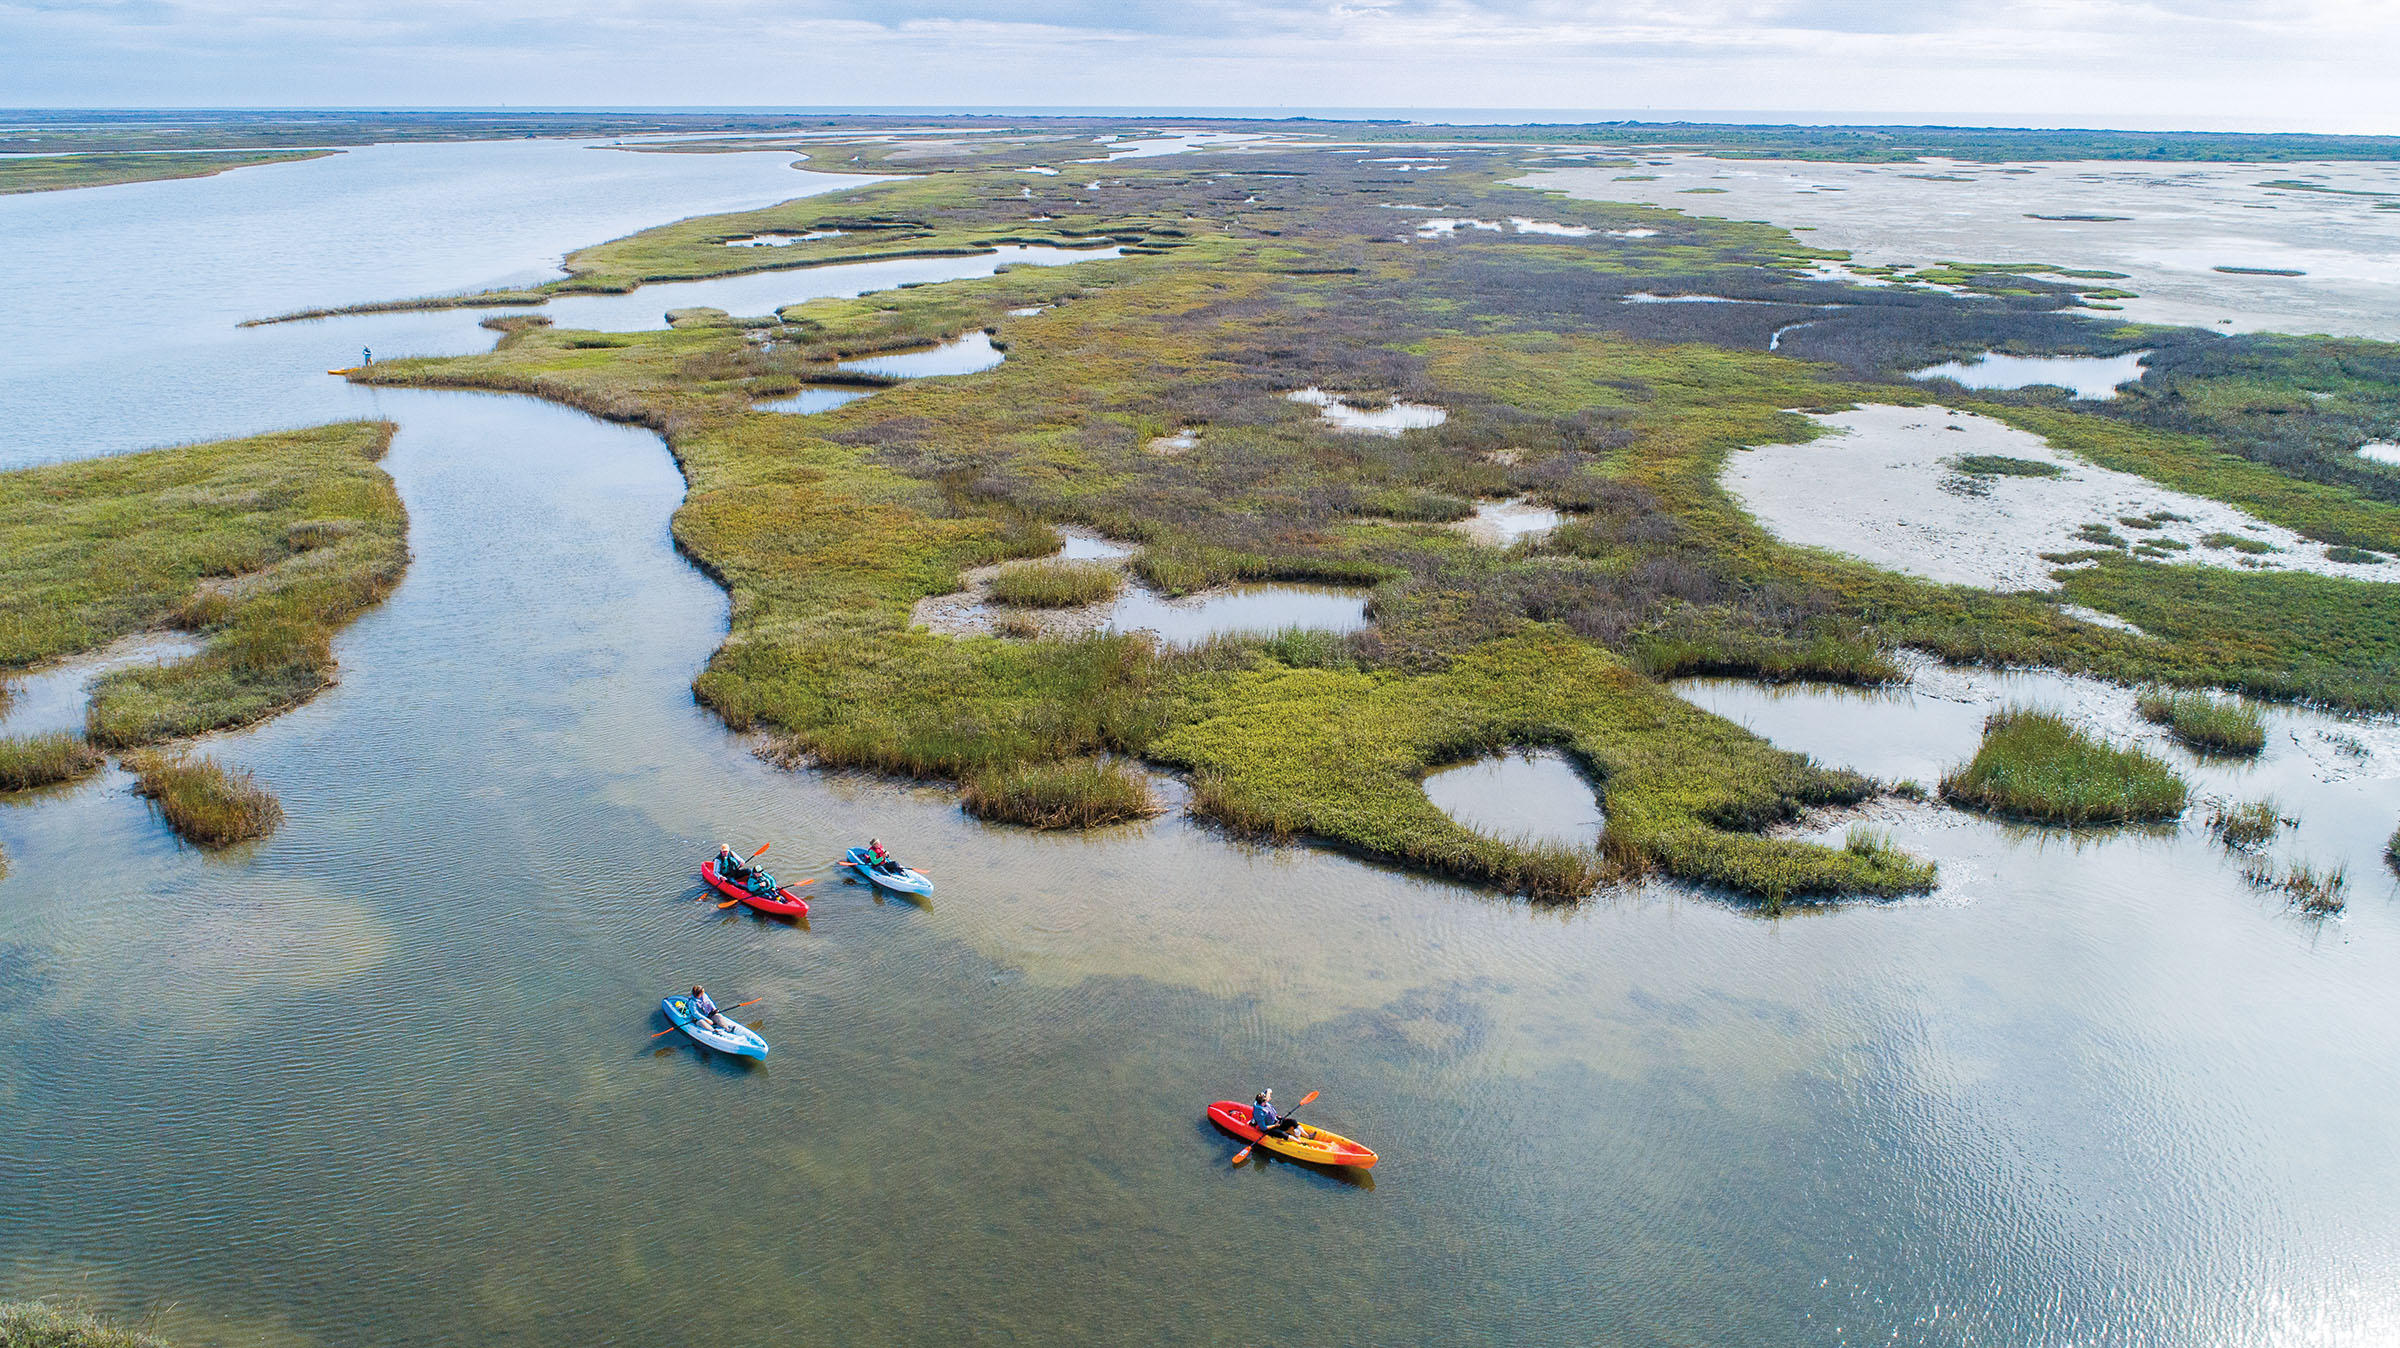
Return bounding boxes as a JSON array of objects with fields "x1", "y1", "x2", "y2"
[
  {"x1": 1287, "y1": 387, "x2": 1448, "y2": 436},
  {"x1": 0, "y1": 634, "x2": 205, "y2": 739},
  {"x1": 753, "y1": 387, "x2": 871, "y2": 415},
  {"x1": 1724, "y1": 405, "x2": 2397, "y2": 591},
  {"x1": 1102, "y1": 583, "x2": 1369, "y2": 645},
  {"x1": 6, "y1": 136, "x2": 2400, "y2": 1348},
  {"x1": 837, "y1": 330, "x2": 1004, "y2": 378},
  {"x1": 1450, "y1": 497, "x2": 1561, "y2": 546},
  {"x1": 1911, "y1": 349, "x2": 2153, "y2": 400},
  {"x1": 1421, "y1": 750, "x2": 1603, "y2": 848},
  {"x1": 2359, "y1": 442, "x2": 2400, "y2": 465}
]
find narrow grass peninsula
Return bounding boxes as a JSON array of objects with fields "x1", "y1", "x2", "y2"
[
  {"x1": 0, "y1": 149, "x2": 334, "y2": 195},
  {"x1": 350, "y1": 133, "x2": 2400, "y2": 902}
]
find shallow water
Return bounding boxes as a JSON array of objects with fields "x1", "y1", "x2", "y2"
[
  {"x1": 1451, "y1": 496, "x2": 1561, "y2": 546},
  {"x1": 4, "y1": 138, "x2": 2400, "y2": 1348},
  {"x1": 1103, "y1": 583, "x2": 1370, "y2": 645},
  {"x1": 0, "y1": 635, "x2": 205, "y2": 740},
  {"x1": 1287, "y1": 387, "x2": 1448, "y2": 436},
  {"x1": 1912, "y1": 349, "x2": 2153, "y2": 400},
  {"x1": 1524, "y1": 157, "x2": 2400, "y2": 340},
  {"x1": 838, "y1": 329, "x2": 1005, "y2": 378},
  {"x1": 754, "y1": 387, "x2": 871, "y2": 416},
  {"x1": 1420, "y1": 750, "x2": 1603, "y2": 848},
  {"x1": 2359, "y1": 442, "x2": 2400, "y2": 466}
]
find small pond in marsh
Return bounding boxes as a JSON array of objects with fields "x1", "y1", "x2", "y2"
[
  {"x1": 1287, "y1": 387, "x2": 1448, "y2": 436},
  {"x1": 1451, "y1": 497, "x2": 1561, "y2": 546},
  {"x1": 754, "y1": 387, "x2": 871, "y2": 415},
  {"x1": 1911, "y1": 349, "x2": 2152, "y2": 400},
  {"x1": 1421, "y1": 750, "x2": 1604, "y2": 849},
  {"x1": 1103, "y1": 583, "x2": 1370, "y2": 645},
  {"x1": 838, "y1": 330, "x2": 1004, "y2": 378}
]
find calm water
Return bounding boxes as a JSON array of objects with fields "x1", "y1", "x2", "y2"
[
  {"x1": 1421, "y1": 750, "x2": 1603, "y2": 847},
  {"x1": 754, "y1": 388, "x2": 871, "y2": 416},
  {"x1": 1103, "y1": 583, "x2": 1370, "y2": 645},
  {"x1": 1911, "y1": 349, "x2": 2153, "y2": 401},
  {"x1": 3, "y1": 142, "x2": 2399, "y2": 1347},
  {"x1": 837, "y1": 329, "x2": 1008, "y2": 378}
]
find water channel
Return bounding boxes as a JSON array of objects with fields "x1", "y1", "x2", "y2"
[{"x1": 3, "y1": 142, "x2": 2398, "y2": 1348}]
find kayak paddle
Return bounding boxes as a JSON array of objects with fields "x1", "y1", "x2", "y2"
[
  {"x1": 650, "y1": 998, "x2": 761, "y2": 1037},
  {"x1": 1230, "y1": 1090, "x2": 1318, "y2": 1166}
]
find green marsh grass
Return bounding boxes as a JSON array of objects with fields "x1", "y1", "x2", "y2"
[
  {"x1": 0, "y1": 422, "x2": 407, "y2": 747},
  {"x1": 985, "y1": 560, "x2": 1122, "y2": 608},
  {"x1": 2205, "y1": 797, "x2": 2282, "y2": 850},
  {"x1": 961, "y1": 757, "x2": 1158, "y2": 829},
  {"x1": 2137, "y1": 688, "x2": 2266, "y2": 755},
  {"x1": 0, "y1": 733, "x2": 104, "y2": 792},
  {"x1": 0, "y1": 1301, "x2": 170, "y2": 1348},
  {"x1": 124, "y1": 750, "x2": 283, "y2": 848},
  {"x1": 1941, "y1": 707, "x2": 2188, "y2": 824},
  {"x1": 1949, "y1": 454, "x2": 2061, "y2": 478}
]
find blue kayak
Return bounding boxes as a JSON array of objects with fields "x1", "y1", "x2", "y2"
[
  {"x1": 843, "y1": 846, "x2": 933, "y2": 895},
  {"x1": 661, "y1": 995, "x2": 768, "y2": 1058}
]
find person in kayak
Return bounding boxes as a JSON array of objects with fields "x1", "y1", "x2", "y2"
[
  {"x1": 1251, "y1": 1089, "x2": 1300, "y2": 1138},
  {"x1": 746, "y1": 868, "x2": 778, "y2": 897},
  {"x1": 716, "y1": 844, "x2": 747, "y2": 882},
  {"x1": 690, "y1": 985, "x2": 730, "y2": 1030},
  {"x1": 867, "y1": 838, "x2": 901, "y2": 874}
]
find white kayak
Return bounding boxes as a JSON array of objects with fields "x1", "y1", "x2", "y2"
[
  {"x1": 843, "y1": 846, "x2": 933, "y2": 895},
  {"x1": 661, "y1": 995, "x2": 768, "y2": 1058}
]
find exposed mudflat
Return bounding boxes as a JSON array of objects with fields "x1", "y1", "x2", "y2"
[
  {"x1": 1723, "y1": 405, "x2": 2397, "y2": 591},
  {"x1": 1522, "y1": 157, "x2": 2400, "y2": 340}
]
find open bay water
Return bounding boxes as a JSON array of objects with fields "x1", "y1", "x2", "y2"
[{"x1": 2, "y1": 142, "x2": 2399, "y2": 1346}]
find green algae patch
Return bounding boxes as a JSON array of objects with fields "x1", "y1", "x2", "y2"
[
  {"x1": 0, "y1": 421, "x2": 408, "y2": 746},
  {"x1": 1941, "y1": 707, "x2": 2187, "y2": 824}
]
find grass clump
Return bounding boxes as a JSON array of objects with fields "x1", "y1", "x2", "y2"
[
  {"x1": 1949, "y1": 454, "x2": 2063, "y2": 478},
  {"x1": 123, "y1": 750, "x2": 283, "y2": 848},
  {"x1": 986, "y1": 560, "x2": 1122, "y2": 608},
  {"x1": 2244, "y1": 857, "x2": 2346, "y2": 915},
  {"x1": 2199, "y1": 531, "x2": 2278, "y2": 554},
  {"x1": 2136, "y1": 688, "x2": 2267, "y2": 755},
  {"x1": 960, "y1": 757, "x2": 1158, "y2": 829},
  {"x1": 1940, "y1": 706, "x2": 2188, "y2": 824},
  {"x1": 0, "y1": 1301, "x2": 171, "y2": 1348},
  {"x1": 2206, "y1": 797, "x2": 2282, "y2": 850},
  {"x1": 0, "y1": 733, "x2": 105, "y2": 791},
  {"x1": 2326, "y1": 545, "x2": 2383, "y2": 564}
]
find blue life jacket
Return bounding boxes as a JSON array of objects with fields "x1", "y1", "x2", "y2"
[
  {"x1": 1251, "y1": 1100, "x2": 1279, "y2": 1130},
  {"x1": 693, "y1": 993, "x2": 720, "y2": 1019}
]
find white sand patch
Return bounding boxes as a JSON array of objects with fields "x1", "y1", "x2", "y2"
[
  {"x1": 1019, "y1": 166, "x2": 1061, "y2": 176},
  {"x1": 1607, "y1": 228, "x2": 1660, "y2": 239},
  {"x1": 1288, "y1": 388, "x2": 1448, "y2": 436},
  {"x1": 2358, "y1": 442, "x2": 2400, "y2": 465},
  {"x1": 1723, "y1": 405, "x2": 2399, "y2": 592}
]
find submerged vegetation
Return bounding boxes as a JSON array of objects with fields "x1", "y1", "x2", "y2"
[
  {"x1": 0, "y1": 1302, "x2": 171, "y2": 1348},
  {"x1": 0, "y1": 422, "x2": 407, "y2": 747},
  {"x1": 2137, "y1": 688, "x2": 2268, "y2": 755},
  {"x1": 2206, "y1": 797, "x2": 2283, "y2": 850},
  {"x1": 1941, "y1": 707, "x2": 2188, "y2": 824},
  {"x1": 124, "y1": 750, "x2": 283, "y2": 848},
  {"x1": 334, "y1": 126, "x2": 2400, "y2": 901}
]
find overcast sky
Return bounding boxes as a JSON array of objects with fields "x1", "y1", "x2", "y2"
[{"x1": 7, "y1": 0, "x2": 2397, "y2": 132}]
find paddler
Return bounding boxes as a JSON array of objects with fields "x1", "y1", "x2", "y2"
[
  {"x1": 690, "y1": 984, "x2": 730, "y2": 1030},
  {"x1": 1251, "y1": 1089, "x2": 1300, "y2": 1138},
  {"x1": 868, "y1": 838, "x2": 900, "y2": 874},
  {"x1": 716, "y1": 843, "x2": 747, "y2": 882}
]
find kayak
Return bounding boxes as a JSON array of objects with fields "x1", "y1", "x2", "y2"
[
  {"x1": 703, "y1": 860, "x2": 809, "y2": 917},
  {"x1": 1206, "y1": 1100, "x2": 1378, "y2": 1169},
  {"x1": 662, "y1": 995, "x2": 769, "y2": 1058},
  {"x1": 842, "y1": 846, "x2": 933, "y2": 895}
]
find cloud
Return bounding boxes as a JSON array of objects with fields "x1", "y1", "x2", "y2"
[{"x1": 2, "y1": 0, "x2": 2396, "y2": 130}]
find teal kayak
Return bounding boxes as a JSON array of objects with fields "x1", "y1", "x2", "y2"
[{"x1": 843, "y1": 845, "x2": 933, "y2": 895}]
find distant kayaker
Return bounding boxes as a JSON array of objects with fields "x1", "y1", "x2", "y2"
[
  {"x1": 1251, "y1": 1089, "x2": 1299, "y2": 1138},
  {"x1": 690, "y1": 984, "x2": 729, "y2": 1030}
]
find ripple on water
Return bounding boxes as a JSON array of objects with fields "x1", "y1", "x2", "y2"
[{"x1": 1422, "y1": 750, "x2": 1604, "y2": 848}]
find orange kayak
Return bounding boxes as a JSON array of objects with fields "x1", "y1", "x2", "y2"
[{"x1": 1206, "y1": 1100, "x2": 1378, "y2": 1168}]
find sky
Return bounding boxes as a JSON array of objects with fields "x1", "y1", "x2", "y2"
[{"x1": 6, "y1": 0, "x2": 2399, "y2": 132}]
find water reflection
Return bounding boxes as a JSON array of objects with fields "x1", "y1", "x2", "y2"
[
  {"x1": 754, "y1": 387, "x2": 871, "y2": 416},
  {"x1": 1912, "y1": 349, "x2": 2152, "y2": 400},
  {"x1": 838, "y1": 330, "x2": 1005, "y2": 378},
  {"x1": 1103, "y1": 583, "x2": 1369, "y2": 645},
  {"x1": 0, "y1": 634, "x2": 205, "y2": 739},
  {"x1": 1422, "y1": 750, "x2": 1603, "y2": 847}
]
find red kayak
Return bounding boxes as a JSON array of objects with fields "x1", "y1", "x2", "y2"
[
  {"x1": 1206, "y1": 1100, "x2": 1378, "y2": 1168},
  {"x1": 703, "y1": 860, "x2": 809, "y2": 917}
]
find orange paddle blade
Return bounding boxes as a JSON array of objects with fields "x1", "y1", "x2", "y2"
[
  {"x1": 1230, "y1": 1144, "x2": 1254, "y2": 1166},
  {"x1": 749, "y1": 843, "x2": 770, "y2": 860}
]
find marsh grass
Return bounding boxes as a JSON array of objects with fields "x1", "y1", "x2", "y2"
[
  {"x1": 961, "y1": 757, "x2": 1158, "y2": 828},
  {"x1": 0, "y1": 422, "x2": 407, "y2": 748},
  {"x1": 0, "y1": 1301, "x2": 170, "y2": 1348},
  {"x1": 124, "y1": 750, "x2": 283, "y2": 848},
  {"x1": 1948, "y1": 454, "x2": 2062, "y2": 478},
  {"x1": 2205, "y1": 797, "x2": 2282, "y2": 850},
  {"x1": 2243, "y1": 856, "x2": 2347, "y2": 915},
  {"x1": 2136, "y1": 688, "x2": 2267, "y2": 755},
  {"x1": 1941, "y1": 706, "x2": 2188, "y2": 824},
  {"x1": 0, "y1": 733, "x2": 105, "y2": 792},
  {"x1": 986, "y1": 560, "x2": 1122, "y2": 608}
]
